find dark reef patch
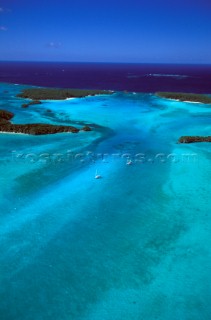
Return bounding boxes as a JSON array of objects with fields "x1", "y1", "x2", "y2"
[
  {"x1": 179, "y1": 136, "x2": 211, "y2": 143},
  {"x1": 21, "y1": 100, "x2": 42, "y2": 108}
]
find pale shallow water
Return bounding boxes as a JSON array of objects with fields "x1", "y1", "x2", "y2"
[{"x1": 0, "y1": 83, "x2": 210, "y2": 320}]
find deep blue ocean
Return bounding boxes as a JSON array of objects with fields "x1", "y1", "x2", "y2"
[
  {"x1": 0, "y1": 62, "x2": 210, "y2": 320},
  {"x1": 1, "y1": 61, "x2": 211, "y2": 93}
]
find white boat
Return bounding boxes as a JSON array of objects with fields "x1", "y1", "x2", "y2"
[
  {"x1": 126, "y1": 159, "x2": 132, "y2": 165},
  {"x1": 95, "y1": 170, "x2": 102, "y2": 179}
]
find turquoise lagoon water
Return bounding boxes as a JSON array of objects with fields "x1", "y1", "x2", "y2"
[{"x1": 0, "y1": 83, "x2": 210, "y2": 320}]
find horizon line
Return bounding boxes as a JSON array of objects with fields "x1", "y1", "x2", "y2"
[{"x1": 0, "y1": 60, "x2": 211, "y2": 66}]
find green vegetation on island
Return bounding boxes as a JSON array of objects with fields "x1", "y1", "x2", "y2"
[
  {"x1": 0, "y1": 109, "x2": 92, "y2": 135},
  {"x1": 156, "y1": 92, "x2": 211, "y2": 104},
  {"x1": 17, "y1": 88, "x2": 112, "y2": 100}
]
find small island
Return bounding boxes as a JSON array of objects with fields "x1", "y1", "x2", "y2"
[
  {"x1": 0, "y1": 109, "x2": 92, "y2": 135},
  {"x1": 156, "y1": 92, "x2": 211, "y2": 104},
  {"x1": 17, "y1": 88, "x2": 112, "y2": 100},
  {"x1": 179, "y1": 136, "x2": 211, "y2": 143}
]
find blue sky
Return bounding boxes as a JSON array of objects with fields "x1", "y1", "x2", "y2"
[{"x1": 0, "y1": 0, "x2": 211, "y2": 63}]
